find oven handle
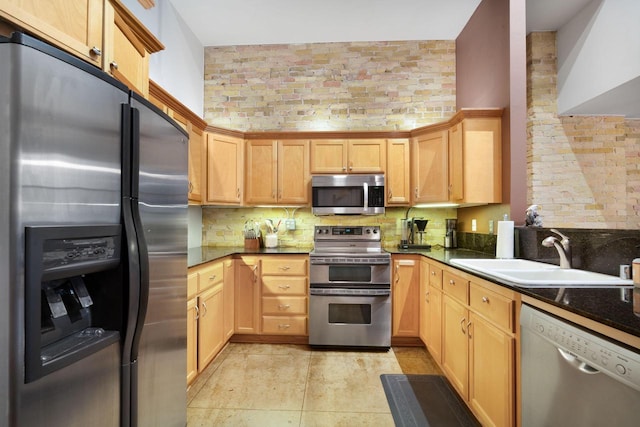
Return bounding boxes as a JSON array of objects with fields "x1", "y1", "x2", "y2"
[{"x1": 310, "y1": 288, "x2": 391, "y2": 297}]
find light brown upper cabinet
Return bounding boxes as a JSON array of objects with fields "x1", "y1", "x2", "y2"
[
  {"x1": 386, "y1": 139, "x2": 411, "y2": 206},
  {"x1": 412, "y1": 130, "x2": 449, "y2": 204},
  {"x1": 245, "y1": 140, "x2": 310, "y2": 205},
  {"x1": 0, "y1": 0, "x2": 104, "y2": 67},
  {"x1": 187, "y1": 123, "x2": 205, "y2": 204},
  {"x1": 103, "y1": 0, "x2": 163, "y2": 98},
  {"x1": 448, "y1": 117, "x2": 502, "y2": 204},
  {"x1": 310, "y1": 139, "x2": 386, "y2": 174},
  {"x1": 206, "y1": 132, "x2": 244, "y2": 205}
]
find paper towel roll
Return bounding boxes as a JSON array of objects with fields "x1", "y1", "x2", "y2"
[{"x1": 496, "y1": 221, "x2": 514, "y2": 259}]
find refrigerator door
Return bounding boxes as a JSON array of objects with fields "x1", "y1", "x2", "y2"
[
  {"x1": 1, "y1": 33, "x2": 128, "y2": 427},
  {"x1": 129, "y1": 93, "x2": 188, "y2": 427}
]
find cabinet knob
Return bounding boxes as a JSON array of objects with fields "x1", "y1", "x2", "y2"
[
  {"x1": 110, "y1": 61, "x2": 118, "y2": 70},
  {"x1": 90, "y1": 46, "x2": 102, "y2": 56},
  {"x1": 449, "y1": 279, "x2": 455, "y2": 286},
  {"x1": 342, "y1": 166, "x2": 347, "y2": 171},
  {"x1": 482, "y1": 296, "x2": 489, "y2": 303},
  {"x1": 431, "y1": 271, "x2": 436, "y2": 276}
]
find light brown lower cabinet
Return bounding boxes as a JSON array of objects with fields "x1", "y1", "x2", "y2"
[
  {"x1": 187, "y1": 257, "x2": 234, "y2": 385},
  {"x1": 392, "y1": 255, "x2": 420, "y2": 337},
  {"x1": 186, "y1": 297, "x2": 198, "y2": 385},
  {"x1": 197, "y1": 283, "x2": 224, "y2": 372},
  {"x1": 439, "y1": 267, "x2": 516, "y2": 427}
]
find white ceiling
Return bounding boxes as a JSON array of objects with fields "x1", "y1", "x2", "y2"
[{"x1": 169, "y1": 0, "x2": 594, "y2": 47}]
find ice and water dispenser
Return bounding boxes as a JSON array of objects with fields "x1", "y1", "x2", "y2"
[{"x1": 24, "y1": 225, "x2": 123, "y2": 382}]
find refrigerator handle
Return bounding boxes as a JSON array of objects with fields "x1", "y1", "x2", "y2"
[{"x1": 129, "y1": 106, "x2": 149, "y2": 361}]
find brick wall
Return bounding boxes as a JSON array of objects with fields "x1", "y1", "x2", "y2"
[
  {"x1": 203, "y1": 41, "x2": 456, "y2": 131},
  {"x1": 527, "y1": 32, "x2": 640, "y2": 229}
]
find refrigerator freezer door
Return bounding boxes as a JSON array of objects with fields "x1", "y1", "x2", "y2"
[
  {"x1": 129, "y1": 94, "x2": 188, "y2": 427},
  {"x1": 1, "y1": 34, "x2": 128, "y2": 427}
]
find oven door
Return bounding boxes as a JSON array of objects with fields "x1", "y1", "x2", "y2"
[
  {"x1": 309, "y1": 262, "x2": 390, "y2": 287},
  {"x1": 308, "y1": 289, "x2": 391, "y2": 348}
]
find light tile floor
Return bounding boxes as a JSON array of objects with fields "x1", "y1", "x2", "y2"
[{"x1": 187, "y1": 343, "x2": 443, "y2": 426}]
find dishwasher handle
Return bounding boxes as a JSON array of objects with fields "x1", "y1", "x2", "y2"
[{"x1": 557, "y1": 348, "x2": 600, "y2": 375}]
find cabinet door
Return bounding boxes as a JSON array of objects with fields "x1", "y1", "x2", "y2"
[
  {"x1": 392, "y1": 257, "x2": 420, "y2": 337},
  {"x1": 428, "y1": 286, "x2": 443, "y2": 364},
  {"x1": 206, "y1": 133, "x2": 243, "y2": 204},
  {"x1": 197, "y1": 284, "x2": 224, "y2": 372},
  {"x1": 461, "y1": 118, "x2": 502, "y2": 204},
  {"x1": 412, "y1": 131, "x2": 448, "y2": 203},
  {"x1": 223, "y1": 259, "x2": 235, "y2": 341},
  {"x1": 234, "y1": 257, "x2": 260, "y2": 334},
  {"x1": 442, "y1": 295, "x2": 469, "y2": 400},
  {"x1": 469, "y1": 312, "x2": 514, "y2": 427},
  {"x1": 448, "y1": 122, "x2": 464, "y2": 202},
  {"x1": 278, "y1": 140, "x2": 310, "y2": 204},
  {"x1": 347, "y1": 139, "x2": 386, "y2": 173},
  {"x1": 187, "y1": 124, "x2": 204, "y2": 203},
  {"x1": 310, "y1": 140, "x2": 348, "y2": 173},
  {"x1": 0, "y1": 0, "x2": 104, "y2": 66},
  {"x1": 186, "y1": 297, "x2": 198, "y2": 384},
  {"x1": 386, "y1": 139, "x2": 411, "y2": 205},
  {"x1": 245, "y1": 140, "x2": 277, "y2": 204}
]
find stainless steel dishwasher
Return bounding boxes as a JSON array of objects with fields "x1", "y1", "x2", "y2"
[{"x1": 520, "y1": 304, "x2": 640, "y2": 426}]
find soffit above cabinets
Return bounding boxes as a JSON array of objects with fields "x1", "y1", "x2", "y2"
[{"x1": 168, "y1": 0, "x2": 481, "y2": 46}]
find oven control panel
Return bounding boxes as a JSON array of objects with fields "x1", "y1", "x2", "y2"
[{"x1": 314, "y1": 226, "x2": 380, "y2": 240}]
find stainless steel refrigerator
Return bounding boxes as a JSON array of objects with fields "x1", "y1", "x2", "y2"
[{"x1": 0, "y1": 33, "x2": 188, "y2": 427}]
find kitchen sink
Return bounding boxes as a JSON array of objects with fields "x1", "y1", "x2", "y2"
[{"x1": 449, "y1": 258, "x2": 633, "y2": 287}]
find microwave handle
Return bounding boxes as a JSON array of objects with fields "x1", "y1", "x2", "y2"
[{"x1": 363, "y1": 182, "x2": 369, "y2": 210}]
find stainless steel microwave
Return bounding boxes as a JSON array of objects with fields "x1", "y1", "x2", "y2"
[{"x1": 311, "y1": 174, "x2": 385, "y2": 215}]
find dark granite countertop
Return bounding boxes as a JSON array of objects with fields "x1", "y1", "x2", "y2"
[
  {"x1": 188, "y1": 246, "x2": 312, "y2": 268},
  {"x1": 189, "y1": 245, "x2": 640, "y2": 340}
]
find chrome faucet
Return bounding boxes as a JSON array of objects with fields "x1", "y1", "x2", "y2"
[{"x1": 542, "y1": 229, "x2": 572, "y2": 269}]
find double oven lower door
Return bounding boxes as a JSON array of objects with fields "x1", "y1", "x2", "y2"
[{"x1": 309, "y1": 256, "x2": 391, "y2": 348}]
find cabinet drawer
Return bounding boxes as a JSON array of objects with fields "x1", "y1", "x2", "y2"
[
  {"x1": 262, "y1": 296, "x2": 307, "y2": 315},
  {"x1": 187, "y1": 271, "x2": 199, "y2": 300},
  {"x1": 198, "y1": 261, "x2": 224, "y2": 292},
  {"x1": 443, "y1": 270, "x2": 469, "y2": 304},
  {"x1": 262, "y1": 276, "x2": 308, "y2": 295},
  {"x1": 429, "y1": 264, "x2": 443, "y2": 289},
  {"x1": 262, "y1": 316, "x2": 307, "y2": 335},
  {"x1": 261, "y1": 256, "x2": 308, "y2": 276},
  {"x1": 469, "y1": 282, "x2": 514, "y2": 332}
]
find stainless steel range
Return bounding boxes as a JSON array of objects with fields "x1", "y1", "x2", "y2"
[{"x1": 309, "y1": 225, "x2": 391, "y2": 348}]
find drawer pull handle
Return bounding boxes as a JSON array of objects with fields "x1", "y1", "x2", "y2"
[
  {"x1": 278, "y1": 284, "x2": 291, "y2": 289},
  {"x1": 482, "y1": 296, "x2": 489, "y2": 303},
  {"x1": 194, "y1": 305, "x2": 199, "y2": 320},
  {"x1": 460, "y1": 317, "x2": 466, "y2": 334},
  {"x1": 279, "y1": 266, "x2": 291, "y2": 271},
  {"x1": 210, "y1": 275, "x2": 217, "y2": 281},
  {"x1": 278, "y1": 304, "x2": 291, "y2": 310},
  {"x1": 467, "y1": 321, "x2": 472, "y2": 338},
  {"x1": 90, "y1": 46, "x2": 102, "y2": 56},
  {"x1": 201, "y1": 301, "x2": 207, "y2": 316},
  {"x1": 278, "y1": 324, "x2": 291, "y2": 329},
  {"x1": 110, "y1": 61, "x2": 118, "y2": 70}
]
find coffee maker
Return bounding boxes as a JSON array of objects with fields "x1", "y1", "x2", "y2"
[
  {"x1": 399, "y1": 217, "x2": 431, "y2": 249},
  {"x1": 445, "y1": 218, "x2": 457, "y2": 249}
]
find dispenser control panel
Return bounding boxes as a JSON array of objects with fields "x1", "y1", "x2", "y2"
[{"x1": 42, "y1": 235, "x2": 119, "y2": 269}]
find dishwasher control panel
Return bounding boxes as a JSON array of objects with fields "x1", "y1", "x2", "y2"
[{"x1": 521, "y1": 304, "x2": 640, "y2": 392}]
